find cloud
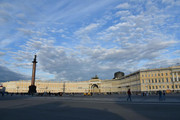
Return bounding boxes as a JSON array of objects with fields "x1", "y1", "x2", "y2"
[
  {"x1": 115, "y1": 10, "x2": 131, "y2": 17},
  {"x1": 143, "y1": 58, "x2": 180, "y2": 69},
  {"x1": 74, "y1": 23, "x2": 100, "y2": 45},
  {"x1": 0, "y1": 0, "x2": 180, "y2": 82},
  {"x1": 0, "y1": 65, "x2": 29, "y2": 82},
  {"x1": 17, "y1": 28, "x2": 48, "y2": 36},
  {"x1": 174, "y1": 50, "x2": 180, "y2": 56},
  {"x1": 50, "y1": 29, "x2": 64, "y2": 33},
  {"x1": 116, "y1": 3, "x2": 130, "y2": 9},
  {"x1": 12, "y1": 34, "x2": 178, "y2": 81},
  {"x1": 0, "y1": 51, "x2": 5, "y2": 56},
  {"x1": 75, "y1": 23, "x2": 100, "y2": 35},
  {"x1": 162, "y1": 0, "x2": 174, "y2": 4}
]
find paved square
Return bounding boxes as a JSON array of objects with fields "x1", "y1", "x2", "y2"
[{"x1": 0, "y1": 95, "x2": 180, "y2": 120}]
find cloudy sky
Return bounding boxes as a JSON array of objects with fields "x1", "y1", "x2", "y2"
[{"x1": 0, "y1": 0, "x2": 180, "y2": 82}]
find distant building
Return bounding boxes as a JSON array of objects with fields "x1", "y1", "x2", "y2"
[
  {"x1": 2, "y1": 66, "x2": 180, "y2": 94},
  {"x1": 113, "y1": 71, "x2": 125, "y2": 79}
]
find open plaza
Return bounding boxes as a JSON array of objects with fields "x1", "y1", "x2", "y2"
[{"x1": 0, "y1": 94, "x2": 180, "y2": 120}]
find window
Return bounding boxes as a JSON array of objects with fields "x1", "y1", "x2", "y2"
[
  {"x1": 178, "y1": 73, "x2": 180, "y2": 75},
  {"x1": 162, "y1": 78, "x2": 164, "y2": 82},
  {"x1": 166, "y1": 73, "x2": 168, "y2": 76},
  {"x1": 175, "y1": 85, "x2": 178, "y2": 88},
  {"x1": 149, "y1": 79, "x2": 151, "y2": 83},
  {"x1": 148, "y1": 74, "x2": 150, "y2": 77},
  {"x1": 145, "y1": 75, "x2": 147, "y2": 77},
  {"x1": 175, "y1": 78, "x2": 177, "y2": 81},
  {"x1": 167, "y1": 85, "x2": 169, "y2": 89},
  {"x1": 152, "y1": 74, "x2": 153, "y2": 77},
  {"x1": 152, "y1": 86, "x2": 154, "y2": 89},
  {"x1": 159, "y1": 79, "x2": 161, "y2": 82},
  {"x1": 149, "y1": 86, "x2": 151, "y2": 89},
  {"x1": 179, "y1": 78, "x2": 180, "y2": 81},
  {"x1": 152, "y1": 79, "x2": 154, "y2": 83},
  {"x1": 163, "y1": 86, "x2": 165, "y2": 88},
  {"x1": 142, "y1": 80, "x2": 144, "y2": 83},
  {"x1": 170, "y1": 73, "x2": 172, "y2": 75},
  {"x1": 155, "y1": 79, "x2": 157, "y2": 83},
  {"x1": 161, "y1": 73, "x2": 163, "y2": 76},
  {"x1": 156, "y1": 86, "x2": 158, "y2": 89},
  {"x1": 172, "y1": 85, "x2": 174, "y2": 89},
  {"x1": 171, "y1": 78, "x2": 173, "y2": 82},
  {"x1": 155, "y1": 74, "x2": 156, "y2": 76},
  {"x1": 142, "y1": 75, "x2": 144, "y2": 77},
  {"x1": 158, "y1": 73, "x2": 160, "y2": 76},
  {"x1": 159, "y1": 86, "x2": 161, "y2": 88},
  {"x1": 166, "y1": 78, "x2": 168, "y2": 82}
]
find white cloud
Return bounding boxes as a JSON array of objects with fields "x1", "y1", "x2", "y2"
[
  {"x1": 75, "y1": 23, "x2": 100, "y2": 35},
  {"x1": 174, "y1": 50, "x2": 180, "y2": 56},
  {"x1": 17, "y1": 28, "x2": 47, "y2": 36},
  {"x1": 12, "y1": 34, "x2": 178, "y2": 81},
  {"x1": 0, "y1": 51, "x2": 5, "y2": 56},
  {"x1": 107, "y1": 22, "x2": 134, "y2": 31},
  {"x1": 74, "y1": 23, "x2": 101, "y2": 45},
  {"x1": 162, "y1": 0, "x2": 174, "y2": 4},
  {"x1": 0, "y1": 39, "x2": 13, "y2": 48},
  {"x1": 143, "y1": 58, "x2": 180, "y2": 69},
  {"x1": 116, "y1": 3, "x2": 130, "y2": 9},
  {"x1": 115, "y1": 10, "x2": 131, "y2": 17}
]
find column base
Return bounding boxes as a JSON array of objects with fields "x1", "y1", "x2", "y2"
[{"x1": 28, "y1": 85, "x2": 37, "y2": 94}]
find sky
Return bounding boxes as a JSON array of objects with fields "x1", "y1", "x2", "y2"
[{"x1": 0, "y1": 0, "x2": 180, "y2": 82}]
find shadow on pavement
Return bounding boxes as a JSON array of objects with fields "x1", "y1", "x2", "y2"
[
  {"x1": 0, "y1": 95, "x2": 31, "y2": 101},
  {"x1": 0, "y1": 97, "x2": 125, "y2": 120}
]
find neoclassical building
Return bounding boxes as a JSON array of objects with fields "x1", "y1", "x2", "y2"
[{"x1": 2, "y1": 66, "x2": 180, "y2": 94}]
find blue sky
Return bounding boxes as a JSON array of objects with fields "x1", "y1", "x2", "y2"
[{"x1": 0, "y1": 0, "x2": 180, "y2": 82}]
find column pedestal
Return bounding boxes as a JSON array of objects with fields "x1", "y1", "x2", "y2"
[{"x1": 28, "y1": 85, "x2": 37, "y2": 94}]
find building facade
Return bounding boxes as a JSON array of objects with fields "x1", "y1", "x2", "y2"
[{"x1": 2, "y1": 66, "x2": 180, "y2": 94}]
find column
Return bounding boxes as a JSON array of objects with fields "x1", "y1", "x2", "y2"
[
  {"x1": 176, "y1": 72, "x2": 179, "y2": 81},
  {"x1": 172, "y1": 73, "x2": 175, "y2": 82}
]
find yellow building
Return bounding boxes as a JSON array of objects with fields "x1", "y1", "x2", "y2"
[
  {"x1": 2, "y1": 79, "x2": 104, "y2": 94},
  {"x1": 2, "y1": 66, "x2": 180, "y2": 94},
  {"x1": 111, "y1": 65, "x2": 180, "y2": 94}
]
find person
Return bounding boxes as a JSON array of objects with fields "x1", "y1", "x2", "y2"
[
  {"x1": 127, "y1": 89, "x2": 132, "y2": 101},
  {"x1": 159, "y1": 90, "x2": 162, "y2": 101},
  {"x1": 2, "y1": 91, "x2": 4, "y2": 96},
  {"x1": 162, "y1": 90, "x2": 166, "y2": 101}
]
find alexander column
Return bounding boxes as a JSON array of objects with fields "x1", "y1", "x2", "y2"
[{"x1": 28, "y1": 55, "x2": 37, "y2": 94}]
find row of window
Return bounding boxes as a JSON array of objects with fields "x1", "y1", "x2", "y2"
[
  {"x1": 149, "y1": 85, "x2": 180, "y2": 89},
  {"x1": 142, "y1": 72, "x2": 180, "y2": 77},
  {"x1": 142, "y1": 78, "x2": 180, "y2": 83}
]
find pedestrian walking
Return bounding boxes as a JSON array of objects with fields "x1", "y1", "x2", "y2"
[
  {"x1": 127, "y1": 89, "x2": 132, "y2": 101},
  {"x1": 159, "y1": 90, "x2": 162, "y2": 101},
  {"x1": 162, "y1": 90, "x2": 166, "y2": 101}
]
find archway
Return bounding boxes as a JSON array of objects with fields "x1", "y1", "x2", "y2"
[{"x1": 91, "y1": 84, "x2": 99, "y2": 93}]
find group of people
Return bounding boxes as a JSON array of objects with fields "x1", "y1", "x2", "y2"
[{"x1": 126, "y1": 89, "x2": 166, "y2": 102}]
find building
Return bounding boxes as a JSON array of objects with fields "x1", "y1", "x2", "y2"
[{"x1": 2, "y1": 66, "x2": 180, "y2": 94}]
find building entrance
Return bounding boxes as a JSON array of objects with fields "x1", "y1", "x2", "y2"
[{"x1": 91, "y1": 84, "x2": 99, "y2": 93}]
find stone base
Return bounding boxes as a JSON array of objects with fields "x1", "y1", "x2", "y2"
[{"x1": 28, "y1": 85, "x2": 37, "y2": 94}]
